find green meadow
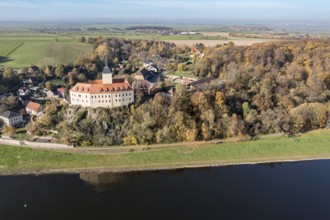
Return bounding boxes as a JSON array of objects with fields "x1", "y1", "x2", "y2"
[{"x1": 0, "y1": 33, "x2": 92, "y2": 68}]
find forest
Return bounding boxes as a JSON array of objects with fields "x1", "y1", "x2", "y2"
[{"x1": 12, "y1": 37, "x2": 330, "y2": 146}]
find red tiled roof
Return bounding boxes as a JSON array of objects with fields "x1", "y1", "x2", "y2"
[
  {"x1": 26, "y1": 101, "x2": 42, "y2": 112},
  {"x1": 70, "y1": 79, "x2": 132, "y2": 94}
]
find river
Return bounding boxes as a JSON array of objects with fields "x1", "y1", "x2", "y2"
[{"x1": 1, "y1": 160, "x2": 330, "y2": 220}]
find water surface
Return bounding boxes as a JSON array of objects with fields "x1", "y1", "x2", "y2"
[{"x1": 1, "y1": 160, "x2": 330, "y2": 220}]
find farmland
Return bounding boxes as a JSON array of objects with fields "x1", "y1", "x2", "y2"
[
  {"x1": 0, "y1": 33, "x2": 92, "y2": 68},
  {"x1": 0, "y1": 27, "x2": 277, "y2": 68},
  {"x1": 75, "y1": 32, "x2": 275, "y2": 46}
]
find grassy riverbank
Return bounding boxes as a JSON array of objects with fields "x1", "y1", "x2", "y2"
[{"x1": 1, "y1": 129, "x2": 330, "y2": 175}]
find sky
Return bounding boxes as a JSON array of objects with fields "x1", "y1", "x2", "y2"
[{"x1": 0, "y1": 0, "x2": 330, "y2": 23}]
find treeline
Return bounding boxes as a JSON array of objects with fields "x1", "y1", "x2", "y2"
[
  {"x1": 125, "y1": 26, "x2": 174, "y2": 31},
  {"x1": 29, "y1": 39, "x2": 330, "y2": 146}
]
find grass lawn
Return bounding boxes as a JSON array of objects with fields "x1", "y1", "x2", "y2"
[
  {"x1": 0, "y1": 129, "x2": 330, "y2": 175},
  {"x1": 13, "y1": 126, "x2": 28, "y2": 140}
]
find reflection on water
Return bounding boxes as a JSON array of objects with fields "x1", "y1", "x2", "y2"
[{"x1": 79, "y1": 172, "x2": 133, "y2": 191}]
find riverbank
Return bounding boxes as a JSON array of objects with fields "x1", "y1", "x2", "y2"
[{"x1": 1, "y1": 129, "x2": 330, "y2": 176}]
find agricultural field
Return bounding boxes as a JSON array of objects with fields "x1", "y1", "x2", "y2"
[
  {"x1": 79, "y1": 31, "x2": 275, "y2": 46},
  {"x1": 0, "y1": 33, "x2": 92, "y2": 68},
  {"x1": 0, "y1": 29, "x2": 276, "y2": 68}
]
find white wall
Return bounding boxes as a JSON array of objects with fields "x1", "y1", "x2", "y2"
[
  {"x1": 70, "y1": 91, "x2": 134, "y2": 108},
  {"x1": 0, "y1": 115, "x2": 23, "y2": 126}
]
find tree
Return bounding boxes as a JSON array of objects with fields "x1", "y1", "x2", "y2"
[
  {"x1": 80, "y1": 36, "x2": 86, "y2": 43},
  {"x1": 177, "y1": 63, "x2": 185, "y2": 72},
  {"x1": 45, "y1": 82, "x2": 53, "y2": 90},
  {"x1": 43, "y1": 66, "x2": 54, "y2": 78},
  {"x1": 0, "y1": 119, "x2": 4, "y2": 129},
  {"x1": 123, "y1": 135, "x2": 138, "y2": 145},
  {"x1": 95, "y1": 43, "x2": 110, "y2": 59},
  {"x1": 55, "y1": 65, "x2": 65, "y2": 78},
  {"x1": 1, "y1": 125, "x2": 16, "y2": 137}
]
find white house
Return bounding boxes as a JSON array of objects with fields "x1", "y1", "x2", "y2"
[
  {"x1": 0, "y1": 111, "x2": 24, "y2": 126},
  {"x1": 26, "y1": 101, "x2": 43, "y2": 116},
  {"x1": 70, "y1": 61, "x2": 134, "y2": 108},
  {"x1": 44, "y1": 89, "x2": 58, "y2": 98}
]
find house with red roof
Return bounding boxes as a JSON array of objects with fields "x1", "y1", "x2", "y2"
[{"x1": 26, "y1": 101, "x2": 43, "y2": 116}]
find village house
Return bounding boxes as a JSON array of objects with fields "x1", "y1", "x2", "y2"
[
  {"x1": 18, "y1": 87, "x2": 30, "y2": 96},
  {"x1": 44, "y1": 89, "x2": 58, "y2": 98},
  {"x1": 188, "y1": 76, "x2": 224, "y2": 90},
  {"x1": 26, "y1": 101, "x2": 43, "y2": 116},
  {"x1": 132, "y1": 80, "x2": 154, "y2": 95},
  {"x1": 0, "y1": 111, "x2": 24, "y2": 127},
  {"x1": 70, "y1": 60, "x2": 134, "y2": 108},
  {"x1": 165, "y1": 75, "x2": 197, "y2": 85}
]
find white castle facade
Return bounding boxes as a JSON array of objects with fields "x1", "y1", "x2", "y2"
[{"x1": 70, "y1": 61, "x2": 134, "y2": 108}]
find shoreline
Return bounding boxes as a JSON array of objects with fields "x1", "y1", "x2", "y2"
[
  {"x1": 1, "y1": 129, "x2": 330, "y2": 177},
  {"x1": 1, "y1": 156, "x2": 330, "y2": 176}
]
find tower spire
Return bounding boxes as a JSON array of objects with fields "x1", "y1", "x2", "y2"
[
  {"x1": 102, "y1": 56, "x2": 112, "y2": 84},
  {"x1": 105, "y1": 57, "x2": 108, "y2": 68}
]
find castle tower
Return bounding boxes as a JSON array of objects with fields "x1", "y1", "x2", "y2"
[{"x1": 102, "y1": 58, "x2": 113, "y2": 84}]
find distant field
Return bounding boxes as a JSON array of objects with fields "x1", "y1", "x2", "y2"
[
  {"x1": 78, "y1": 32, "x2": 276, "y2": 46},
  {"x1": 0, "y1": 31, "x2": 275, "y2": 67},
  {"x1": 0, "y1": 33, "x2": 92, "y2": 68},
  {"x1": 167, "y1": 39, "x2": 276, "y2": 47}
]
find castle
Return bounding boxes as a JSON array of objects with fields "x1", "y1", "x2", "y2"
[{"x1": 70, "y1": 61, "x2": 134, "y2": 108}]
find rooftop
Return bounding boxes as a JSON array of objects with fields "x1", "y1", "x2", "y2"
[
  {"x1": 70, "y1": 79, "x2": 132, "y2": 94},
  {"x1": 102, "y1": 59, "x2": 112, "y2": 74},
  {"x1": 0, "y1": 111, "x2": 21, "y2": 119},
  {"x1": 26, "y1": 101, "x2": 43, "y2": 112}
]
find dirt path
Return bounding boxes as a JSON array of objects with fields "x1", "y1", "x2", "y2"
[{"x1": 1, "y1": 133, "x2": 286, "y2": 155}]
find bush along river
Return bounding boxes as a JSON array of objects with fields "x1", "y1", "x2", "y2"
[{"x1": 1, "y1": 160, "x2": 330, "y2": 220}]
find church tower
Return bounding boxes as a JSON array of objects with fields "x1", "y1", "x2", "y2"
[{"x1": 102, "y1": 58, "x2": 113, "y2": 84}]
